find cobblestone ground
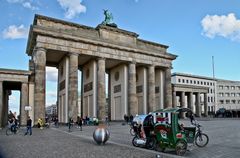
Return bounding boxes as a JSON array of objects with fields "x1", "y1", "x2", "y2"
[{"x1": 0, "y1": 119, "x2": 239, "y2": 158}]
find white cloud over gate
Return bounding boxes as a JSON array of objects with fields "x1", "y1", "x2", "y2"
[
  {"x1": 57, "y1": 0, "x2": 86, "y2": 19},
  {"x1": 201, "y1": 13, "x2": 240, "y2": 42}
]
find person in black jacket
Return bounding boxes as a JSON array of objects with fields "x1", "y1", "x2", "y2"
[{"x1": 25, "y1": 116, "x2": 32, "y2": 136}]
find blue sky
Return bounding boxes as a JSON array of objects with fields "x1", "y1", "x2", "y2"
[{"x1": 1, "y1": 0, "x2": 240, "y2": 114}]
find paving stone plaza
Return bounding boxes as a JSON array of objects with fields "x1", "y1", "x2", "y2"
[{"x1": 0, "y1": 119, "x2": 239, "y2": 158}]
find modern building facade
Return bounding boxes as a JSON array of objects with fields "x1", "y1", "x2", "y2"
[
  {"x1": 46, "y1": 104, "x2": 57, "y2": 116},
  {"x1": 172, "y1": 73, "x2": 240, "y2": 116},
  {"x1": 217, "y1": 79, "x2": 240, "y2": 111},
  {"x1": 172, "y1": 73, "x2": 216, "y2": 117}
]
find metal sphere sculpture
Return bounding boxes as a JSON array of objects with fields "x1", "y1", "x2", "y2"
[{"x1": 93, "y1": 126, "x2": 110, "y2": 145}]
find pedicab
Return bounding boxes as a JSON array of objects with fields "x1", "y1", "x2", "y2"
[
  {"x1": 131, "y1": 114, "x2": 156, "y2": 149},
  {"x1": 152, "y1": 107, "x2": 209, "y2": 156}
]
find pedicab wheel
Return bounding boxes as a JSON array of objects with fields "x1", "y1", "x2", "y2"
[
  {"x1": 146, "y1": 137, "x2": 156, "y2": 150},
  {"x1": 130, "y1": 128, "x2": 135, "y2": 136},
  {"x1": 195, "y1": 133, "x2": 209, "y2": 147},
  {"x1": 154, "y1": 142, "x2": 165, "y2": 152},
  {"x1": 175, "y1": 140, "x2": 187, "y2": 156},
  {"x1": 132, "y1": 136, "x2": 139, "y2": 147}
]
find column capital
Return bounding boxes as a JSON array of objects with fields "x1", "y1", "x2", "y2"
[
  {"x1": 97, "y1": 57, "x2": 106, "y2": 61},
  {"x1": 68, "y1": 52, "x2": 79, "y2": 57},
  {"x1": 148, "y1": 65, "x2": 155, "y2": 68},
  {"x1": 33, "y1": 46, "x2": 47, "y2": 53}
]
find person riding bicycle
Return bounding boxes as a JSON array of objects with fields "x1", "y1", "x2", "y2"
[
  {"x1": 143, "y1": 115, "x2": 154, "y2": 148},
  {"x1": 8, "y1": 117, "x2": 17, "y2": 133}
]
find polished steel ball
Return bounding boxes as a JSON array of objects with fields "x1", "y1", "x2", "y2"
[{"x1": 93, "y1": 127, "x2": 110, "y2": 145}]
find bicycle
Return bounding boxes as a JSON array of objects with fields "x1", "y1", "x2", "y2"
[
  {"x1": 6, "y1": 125, "x2": 22, "y2": 136},
  {"x1": 192, "y1": 121, "x2": 209, "y2": 147}
]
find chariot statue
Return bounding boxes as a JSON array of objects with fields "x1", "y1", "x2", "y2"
[{"x1": 101, "y1": 9, "x2": 117, "y2": 28}]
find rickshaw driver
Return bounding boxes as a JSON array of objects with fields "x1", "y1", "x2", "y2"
[{"x1": 143, "y1": 115, "x2": 154, "y2": 147}]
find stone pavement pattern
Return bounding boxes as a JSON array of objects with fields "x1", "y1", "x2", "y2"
[{"x1": 0, "y1": 119, "x2": 240, "y2": 158}]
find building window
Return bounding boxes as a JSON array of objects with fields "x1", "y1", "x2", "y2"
[
  {"x1": 210, "y1": 89, "x2": 213, "y2": 93},
  {"x1": 225, "y1": 93, "x2": 230, "y2": 97},
  {"x1": 186, "y1": 80, "x2": 189, "y2": 83},
  {"x1": 207, "y1": 82, "x2": 209, "y2": 85},
  {"x1": 208, "y1": 97, "x2": 210, "y2": 102},
  {"x1": 197, "y1": 81, "x2": 199, "y2": 84},
  {"x1": 204, "y1": 82, "x2": 206, "y2": 85},
  {"x1": 232, "y1": 100, "x2": 236, "y2": 104},
  {"x1": 225, "y1": 86, "x2": 229, "y2": 90},
  {"x1": 231, "y1": 93, "x2": 235, "y2": 97},
  {"x1": 219, "y1": 93, "x2": 224, "y2": 97},
  {"x1": 194, "y1": 81, "x2": 196, "y2": 84},
  {"x1": 219, "y1": 100, "x2": 224, "y2": 104},
  {"x1": 226, "y1": 100, "x2": 230, "y2": 104},
  {"x1": 231, "y1": 86, "x2": 235, "y2": 90},
  {"x1": 237, "y1": 86, "x2": 240, "y2": 90},
  {"x1": 219, "y1": 85, "x2": 223, "y2": 89},
  {"x1": 190, "y1": 80, "x2": 192, "y2": 84},
  {"x1": 238, "y1": 100, "x2": 240, "y2": 104},
  {"x1": 178, "y1": 79, "x2": 181, "y2": 83},
  {"x1": 182, "y1": 79, "x2": 185, "y2": 83},
  {"x1": 211, "y1": 97, "x2": 213, "y2": 102},
  {"x1": 201, "y1": 81, "x2": 203, "y2": 85}
]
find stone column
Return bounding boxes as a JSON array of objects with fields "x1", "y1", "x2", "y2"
[
  {"x1": 181, "y1": 91, "x2": 186, "y2": 108},
  {"x1": 148, "y1": 65, "x2": 155, "y2": 112},
  {"x1": 164, "y1": 68, "x2": 172, "y2": 108},
  {"x1": 172, "y1": 90, "x2": 177, "y2": 108},
  {"x1": 97, "y1": 58, "x2": 106, "y2": 121},
  {"x1": 181, "y1": 91, "x2": 186, "y2": 118},
  {"x1": 33, "y1": 47, "x2": 46, "y2": 124},
  {"x1": 68, "y1": 53, "x2": 78, "y2": 121},
  {"x1": 107, "y1": 71, "x2": 111, "y2": 121},
  {"x1": 0, "y1": 81, "x2": 3, "y2": 128},
  {"x1": 188, "y1": 92, "x2": 193, "y2": 111},
  {"x1": 204, "y1": 93, "x2": 208, "y2": 117},
  {"x1": 128, "y1": 62, "x2": 137, "y2": 115},
  {"x1": 195, "y1": 92, "x2": 201, "y2": 117},
  {"x1": 20, "y1": 82, "x2": 29, "y2": 125}
]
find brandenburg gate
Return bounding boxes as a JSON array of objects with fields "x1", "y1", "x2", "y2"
[{"x1": 0, "y1": 14, "x2": 177, "y2": 126}]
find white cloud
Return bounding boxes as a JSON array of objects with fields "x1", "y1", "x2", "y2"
[
  {"x1": 2, "y1": 24, "x2": 28, "y2": 39},
  {"x1": 46, "y1": 67, "x2": 58, "y2": 82},
  {"x1": 46, "y1": 91, "x2": 57, "y2": 106},
  {"x1": 6, "y1": 0, "x2": 38, "y2": 10},
  {"x1": 22, "y1": 2, "x2": 38, "y2": 10},
  {"x1": 201, "y1": 13, "x2": 240, "y2": 42},
  {"x1": 46, "y1": 91, "x2": 57, "y2": 98},
  {"x1": 57, "y1": 0, "x2": 86, "y2": 19},
  {"x1": 7, "y1": 0, "x2": 23, "y2": 3}
]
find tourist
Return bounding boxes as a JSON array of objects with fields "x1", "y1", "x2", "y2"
[{"x1": 25, "y1": 116, "x2": 32, "y2": 136}]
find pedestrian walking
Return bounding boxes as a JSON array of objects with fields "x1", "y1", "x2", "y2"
[
  {"x1": 25, "y1": 116, "x2": 32, "y2": 136},
  {"x1": 77, "y1": 116, "x2": 83, "y2": 131},
  {"x1": 68, "y1": 117, "x2": 73, "y2": 132}
]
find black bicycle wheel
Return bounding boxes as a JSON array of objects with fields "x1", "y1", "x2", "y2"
[
  {"x1": 130, "y1": 128, "x2": 135, "y2": 136},
  {"x1": 6, "y1": 129, "x2": 13, "y2": 136},
  {"x1": 195, "y1": 133, "x2": 209, "y2": 147}
]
